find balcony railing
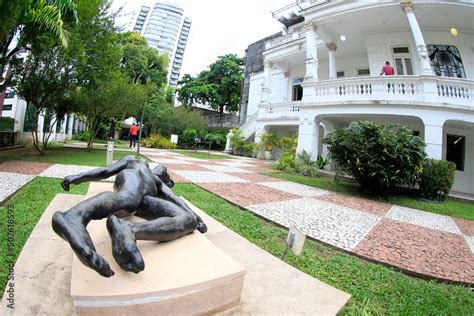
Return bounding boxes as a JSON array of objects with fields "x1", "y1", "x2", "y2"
[
  {"x1": 265, "y1": 31, "x2": 305, "y2": 50},
  {"x1": 309, "y1": 76, "x2": 472, "y2": 105},
  {"x1": 258, "y1": 76, "x2": 473, "y2": 119}
]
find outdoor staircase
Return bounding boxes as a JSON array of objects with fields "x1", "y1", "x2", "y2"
[{"x1": 239, "y1": 114, "x2": 257, "y2": 140}]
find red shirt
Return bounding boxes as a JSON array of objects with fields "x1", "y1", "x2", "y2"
[
  {"x1": 382, "y1": 65, "x2": 395, "y2": 75},
  {"x1": 130, "y1": 125, "x2": 139, "y2": 136}
]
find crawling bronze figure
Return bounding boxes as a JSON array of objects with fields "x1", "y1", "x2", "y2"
[{"x1": 52, "y1": 155, "x2": 207, "y2": 277}]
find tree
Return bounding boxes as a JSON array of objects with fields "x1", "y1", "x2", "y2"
[
  {"x1": 119, "y1": 33, "x2": 168, "y2": 87},
  {"x1": 143, "y1": 86, "x2": 174, "y2": 135},
  {"x1": 74, "y1": 72, "x2": 150, "y2": 149},
  {"x1": 177, "y1": 54, "x2": 244, "y2": 114},
  {"x1": 12, "y1": 43, "x2": 75, "y2": 154},
  {"x1": 1, "y1": 0, "x2": 78, "y2": 96}
]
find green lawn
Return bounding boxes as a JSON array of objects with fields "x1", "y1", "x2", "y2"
[
  {"x1": 265, "y1": 172, "x2": 474, "y2": 221},
  {"x1": 0, "y1": 146, "x2": 147, "y2": 167},
  {"x1": 174, "y1": 150, "x2": 235, "y2": 160},
  {"x1": 173, "y1": 184, "x2": 474, "y2": 315},
  {"x1": 0, "y1": 177, "x2": 89, "y2": 294}
]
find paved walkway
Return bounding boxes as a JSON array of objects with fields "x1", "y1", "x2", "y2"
[
  {"x1": 1, "y1": 149, "x2": 473, "y2": 284},
  {"x1": 139, "y1": 149, "x2": 474, "y2": 284}
]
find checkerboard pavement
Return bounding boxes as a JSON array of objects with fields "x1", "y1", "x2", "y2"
[
  {"x1": 142, "y1": 149, "x2": 474, "y2": 284},
  {"x1": 1, "y1": 149, "x2": 472, "y2": 284}
]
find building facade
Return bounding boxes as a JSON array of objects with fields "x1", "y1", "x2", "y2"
[
  {"x1": 132, "y1": 2, "x2": 191, "y2": 86},
  {"x1": 2, "y1": 90, "x2": 86, "y2": 144},
  {"x1": 239, "y1": 0, "x2": 474, "y2": 198}
]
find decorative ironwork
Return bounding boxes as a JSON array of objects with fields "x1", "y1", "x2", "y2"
[{"x1": 427, "y1": 45, "x2": 466, "y2": 78}]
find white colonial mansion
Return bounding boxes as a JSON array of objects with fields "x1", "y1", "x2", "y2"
[{"x1": 239, "y1": 0, "x2": 474, "y2": 198}]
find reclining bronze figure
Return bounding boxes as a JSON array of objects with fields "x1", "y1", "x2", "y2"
[{"x1": 52, "y1": 155, "x2": 207, "y2": 277}]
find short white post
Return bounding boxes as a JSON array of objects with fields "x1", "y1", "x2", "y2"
[{"x1": 224, "y1": 130, "x2": 234, "y2": 153}]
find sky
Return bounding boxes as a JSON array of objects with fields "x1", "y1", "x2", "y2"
[{"x1": 112, "y1": 0, "x2": 291, "y2": 77}]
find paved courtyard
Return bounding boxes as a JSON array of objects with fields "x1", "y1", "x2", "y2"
[{"x1": 1, "y1": 148, "x2": 473, "y2": 284}]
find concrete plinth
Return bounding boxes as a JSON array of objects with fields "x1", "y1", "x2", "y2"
[
  {"x1": 73, "y1": 183, "x2": 246, "y2": 315},
  {"x1": 71, "y1": 218, "x2": 245, "y2": 315}
]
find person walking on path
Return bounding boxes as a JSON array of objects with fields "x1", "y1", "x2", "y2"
[{"x1": 129, "y1": 123, "x2": 139, "y2": 148}]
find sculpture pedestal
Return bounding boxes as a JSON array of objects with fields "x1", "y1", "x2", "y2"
[{"x1": 71, "y1": 184, "x2": 245, "y2": 315}]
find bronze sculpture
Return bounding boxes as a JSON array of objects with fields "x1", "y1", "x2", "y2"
[{"x1": 52, "y1": 155, "x2": 207, "y2": 277}]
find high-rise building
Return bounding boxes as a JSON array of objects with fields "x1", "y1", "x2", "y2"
[{"x1": 131, "y1": 3, "x2": 191, "y2": 86}]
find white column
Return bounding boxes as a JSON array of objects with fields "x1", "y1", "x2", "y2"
[
  {"x1": 73, "y1": 118, "x2": 79, "y2": 134},
  {"x1": 424, "y1": 124, "x2": 443, "y2": 160},
  {"x1": 401, "y1": 2, "x2": 434, "y2": 76},
  {"x1": 296, "y1": 116, "x2": 319, "y2": 160},
  {"x1": 303, "y1": 21, "x2": 318, "y2": 82},
  {"x1": 37, "y1": 113, "x2": 45, "y2": 135},
  {"x1": 67, "y1": 113, "x2": 74, "y2": 139},
  {"x1": 60, "y1": 115, "x2": 67, "y2": 134},
  {"x1": 327, "y1": 43, "x2": 337, "y2": 80},
  {"x1": 302, "y1": 21, "x2": 319, "y2": 103},
  {"x1": 260, "y1": 61, "x2": 273, "y2": 105},
  {"x1": 321, "y1": 121, "x2": 334, "y2": 160},
  {"x1": 50, "y1": 115, "x2": 57, "y2": 140}
]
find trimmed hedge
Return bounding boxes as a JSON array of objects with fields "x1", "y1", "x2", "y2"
[
  {"x1": 419, "y1": 159, "x2": 456, "y2": 202},
  {"x1": 142, "y1": 134, "x2": 176, "y2": 149}
]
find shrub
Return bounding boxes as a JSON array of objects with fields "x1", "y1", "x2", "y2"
[
  {"x1": 242, "y1": 142, "x2": 258, "y2": 157},
  {"x1": 324, "y1": 121, "x2": 426, "y2": 194},
  {"x1": 142, "y1": 134, "x2": 176, "y2": 149},
  {"x1": 295, "y1": 150, "x2": 319, "y2": 177},
  {"x1": 230, "y1": 129, "x2": 245, "y2": 155},
  {"x1": 316, "y1": 155, "x2": 330, "y2": 169},
  {"x1": 259, "y1": 133, "x2": 280, "y2": 151},
  {"x1": 419, "y1": 159, "x2": 456, "y2": 201},
  {"x1": 273, "y1": 152, "x2": 296, "y2": 171},
  {"x1": 75, "y1": 130, "x2": 93, "y2": 142}
]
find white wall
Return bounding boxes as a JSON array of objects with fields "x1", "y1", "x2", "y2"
[
  {"x1": 247, "y1": 72, "x2": 264, "y2": 117},
  {"x1": 269, "y1": 69, "x2": 288, "y2": 103},
  {"x1": 443, "y1": 123, "x2": 474, "y2": 195},
  {"x1": 366, "y1": 31, "x2": 420, "y2": 76}
]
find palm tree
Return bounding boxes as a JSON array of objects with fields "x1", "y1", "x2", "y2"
[{"x1": 1, "y1": 0, "x2": 78, "y2": 93}]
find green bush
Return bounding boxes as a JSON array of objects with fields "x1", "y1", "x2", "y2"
[
  {"x1": 324, "y1": 121, "x2": 426, "y2": 194},
  {"x1": 230, "y1": 129, "x2": 245, "y2": 155},
  {"x1": 295, "y1": 150, "x2": 319, "y2": 177},
  {"x1": 142, "y1": 134, "x2": 176, "y2": 149},
  {"x1": 316, "y1": 155, "x2": 330, "y2": 169},
  {"x1": 0, "y1": 117, "x2": 14, "y2": 131},
  {"x1": 419, "y1": 159, "x2": 456, "y2": 202},
  {"x1": 75, "y1": 130, "x2": 93, "y2": 142},
  {"x1": 242, "y1": 142, "x2": 258, "y2": 157},
  {"x1": 272, "y1": 152, "x2": 295, "y2": 171}
]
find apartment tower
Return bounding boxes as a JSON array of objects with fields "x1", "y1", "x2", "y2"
[{"x1": 132, "y1": 3, "x2": 191, "y2": 86}]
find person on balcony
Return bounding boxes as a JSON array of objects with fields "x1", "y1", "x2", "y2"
[
  {"x1": 380, "y1": 61, "x2": 395, "y2": 76},
  {"x1": 380, "y1": 61, "x2": 395, "y2": 93}
]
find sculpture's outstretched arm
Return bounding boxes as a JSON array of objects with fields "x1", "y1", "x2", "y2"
[{"x1": 61, "y1": 156, "x2": 134, "y2": 191}]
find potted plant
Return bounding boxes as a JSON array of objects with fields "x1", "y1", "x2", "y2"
[{"x1": 260, "y1": 133, "x2": 279, "y2": 160}]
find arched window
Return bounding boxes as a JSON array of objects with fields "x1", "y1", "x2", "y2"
[{"x1": 427, "y1": 45, "x2": 465, "y2": 78}]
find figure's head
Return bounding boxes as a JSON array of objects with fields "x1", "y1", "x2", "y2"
[
  {"x1": 152, "y1": 165, "x2": 174, "y2": 187},
  {"x1": 385, "y1": 61, "x2": 390, "y2": 65}
]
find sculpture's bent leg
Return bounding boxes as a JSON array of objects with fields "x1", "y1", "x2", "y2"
[
  {"x1": 106, "y1": 195, "x2": 198, "y2": 273},
  {"x1": 52, "y1": 170, "x2": 143, "y2": 277}
]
